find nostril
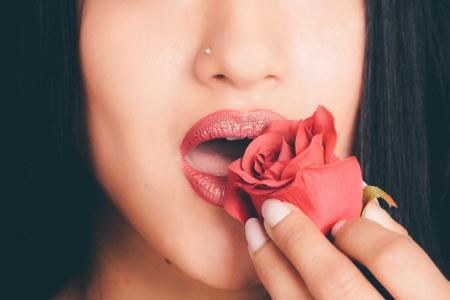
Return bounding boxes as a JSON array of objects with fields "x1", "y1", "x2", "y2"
[
  {"x1": 213, "y1": 74, "x2": 226, "y2": 80},
  {"x1": 265, "y1": 74, "x2": 278, "y2": 83}
]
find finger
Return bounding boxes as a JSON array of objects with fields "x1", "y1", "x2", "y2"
[
  {"x1": 261, "y1": 199, "x2": 382, "y2": 300},
  {"x1": 361, "y1": 199, "x2": 408, "y2": 235},
  {"x1": 244, "y1": 218, "x2": 314, "y2": 300},
  {"x1": 331, "y1": 205, "x2": 450, "y2": 299}
]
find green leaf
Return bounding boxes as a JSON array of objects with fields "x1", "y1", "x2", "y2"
[{"x1": 362, "y1": 185, "x2": 398, "y2": 215}]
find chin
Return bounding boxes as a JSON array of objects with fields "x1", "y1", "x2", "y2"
[
  {"x1": 181, "y1": 250, "x2": 262, "y2": 291},
  {"x1": 162, "y1": 207, "x2": 263, "y2": 291}
]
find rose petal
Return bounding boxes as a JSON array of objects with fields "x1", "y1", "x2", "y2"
[
  {"x1": 229, "y1": 158, "x2": 244, "y2": 174},
  {"x1": 241, "y1": 177, "x2": 294, "y2": 195},
  {"x1": 253, "y1": 158, "x2": 264, "y2": 175},
  {"x1": 330, "y1": 153, "x2": 340, "y2": 163},
  {"x1": 231, "y1": 158, "x2": 290, "y2": 186},
  {"x1": 253, "y1": 153, "x2": 266, "y2": 176},
  {"x1": 262, "y1": 169, "x2": 275, "y2": 180},
  {"x1": 281, "y1": 133, "x2": 325, "y2": 179},
  {"x1": 266, "y1": 160, "x2": 287, "y2": 179},
  {"x1": 252, "y1": 177, "x2": 293, "y2": 189},
  {"x1": 295, "y1": 121, "x2": 311, "y2": 155},
  {"x1": 261, "y1": 151, "x2": 277, "y2": 166},
  {"x1": 271, "y1": 157, "x2": 363, "y2": 233},
  {"x1": 256, "y1": 153, "x2": 265, "y2": 164},
  {"x1": 247, "y1": 194, "x2": 268, "y2": 222},
  {"x1": 230, "y1": 159, "x2": 261, "y2": 184},
  {"x1": 241, "y1": 131, "x2": 285, "y2": 173},
  {"x1": 233, "y1": 168, "x2": 261, "y2": 184},
  {"x1": 278, "y1": 138, "x2": 294, "y2": 161},
  {"x1": 303, "y1": 105, "x2": 337, "y2": 163},
  {"x1": 264, "y1": 120, "x2": 299, "y2": 141},
  {"x1": 222, "y1": 170, "x2": 258, "y2": 223}
]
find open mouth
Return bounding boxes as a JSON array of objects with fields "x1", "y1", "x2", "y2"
[
  {"x1": 184, "y1": 137, "x2": 253, "y2": 177},
  {"x1": 180, "y1": 109, "x2": 286, "y2": 206}
]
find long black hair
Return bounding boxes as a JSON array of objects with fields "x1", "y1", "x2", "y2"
[{"x1": 2, "y1": 0, "x2": 449, "y2": 299}]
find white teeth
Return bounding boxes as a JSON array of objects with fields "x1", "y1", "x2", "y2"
[{"x1": 225, "y1": 136, "x2": 246, "y2": 141}]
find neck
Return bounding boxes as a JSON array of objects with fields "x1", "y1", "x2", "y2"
[{"x1": 75, "y1": 197, "x2": 267, "y2": 300}]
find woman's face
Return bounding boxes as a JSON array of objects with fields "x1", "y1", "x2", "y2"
[{"x1": 80, "y1": 0, "x2": 366, "y2": 290}]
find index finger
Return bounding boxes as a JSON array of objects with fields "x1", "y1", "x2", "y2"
[{"x1": 261, "y1": 199, "x2": 382, "y2": 300}]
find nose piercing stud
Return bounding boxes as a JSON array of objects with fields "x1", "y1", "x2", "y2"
[{"x1": 204, "y1": 47, "x2": 212, "y2": 55}]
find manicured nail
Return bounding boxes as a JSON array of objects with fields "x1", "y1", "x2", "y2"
[
  {"x1": 262, "y1": 199, "x2": 291, "y2": 228},
  {"x1": 245, "y1": 218, "x2": 270, "y2": 253},
  {"x1": 362, "y1": 199, "x2": 409, "y2": 235},
  {"x1": 331, "y1": 220, "x2": 347, "y2": 237},
  {"x1": 362, "y1": 199, "x2": 393, "y2": 225}
]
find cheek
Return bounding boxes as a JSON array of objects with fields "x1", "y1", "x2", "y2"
[
  {"x1": 292, "y1": 2, "x2": 365, "y2": 98},
  {"x1": 79, "y1": 2, "x2": 260, "y2": 290},
  {"x1": 79, "y1": 0, "x2": 187, "y2": 208},
  {"x1": 284, "y1": 1, "x2": 366, "y2": 157}
]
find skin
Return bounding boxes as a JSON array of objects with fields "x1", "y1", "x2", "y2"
[
  {"x1": 55, "y1": 0, "x2": 449, "y2": 299},
  {"x1": 247, "y1": 200, "x2": 450, "y2": 299}
]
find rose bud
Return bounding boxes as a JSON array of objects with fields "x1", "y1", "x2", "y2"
[{"x1": 223, "y1": 105, "x2": 365, "y2": 234}]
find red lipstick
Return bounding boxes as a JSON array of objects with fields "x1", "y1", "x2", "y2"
[{"x1": 180, "y1": 109, "x2": 286, "y2": 206}]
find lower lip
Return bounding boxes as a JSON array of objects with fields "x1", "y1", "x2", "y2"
[
  {"x1": 180, "y1": 109, "x2": 286, "y2": 206},
  {"x1": 182, "y1": 160, "x2": 227, "y2": 206}
]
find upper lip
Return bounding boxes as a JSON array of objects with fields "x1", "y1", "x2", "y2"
[{"x1": 180, "y1": 109, "x2": 287, "y2": 157}]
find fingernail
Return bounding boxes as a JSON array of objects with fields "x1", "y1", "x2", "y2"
[
  {"x1": 262, "y1": 199, "x2": 291, "y2": 228},
  {"x1": 362, "y1": 199, "x2": 409, "y2": 235},
  {"x1": 331, "y1": 220, "x2": 346, "y2": 237},
  {"x1": 362, "y1": 199, "x2": 392, "y2": 225},
  {"x1": 245, "y1": 218, "x2": 270, "y2": 253}
]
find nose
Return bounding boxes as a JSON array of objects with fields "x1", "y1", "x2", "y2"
[{"x1": 194, "y1": 2, "x2": 289, "y2": 91}]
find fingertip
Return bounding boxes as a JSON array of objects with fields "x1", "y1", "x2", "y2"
[
  {"x1": 283, "y1": 202, "x2": 301, "y2": 212},
  {"x1": 362, "y1": 200, "x2": 408, "y2": 235},
  {"x1": 362, "y1": 200, "x2": 390, "y2": 223},
  {"x1": 331, "y1": 220, "x2": 347, "y2": 237},
  {"x1": 245, "y1": 218, "x2": 270, "y2": 253},
  {"x1": 262, "y1": 199, "x2": 291, "y2": 228}
]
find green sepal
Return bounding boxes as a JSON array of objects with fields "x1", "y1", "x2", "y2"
[{"x1": 361, "y1": 185, "x2": 398, "y2": 216}]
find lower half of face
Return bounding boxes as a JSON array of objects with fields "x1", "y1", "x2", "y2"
[{"x1": 80, "y1": 0, "x2": 366, "y2": 291}]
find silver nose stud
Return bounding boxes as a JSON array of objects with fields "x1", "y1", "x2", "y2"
[{"x1": 204, "y1": 47, "x2": 212, "y2": 55}]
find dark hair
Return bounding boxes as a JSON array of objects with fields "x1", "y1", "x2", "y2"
[
  {"x1": 2, "y1": 0, "x2": 449, "y2": 299},
  {"x1": 351, "y1": 0, "x2": 450, "y2": 294},
  {"x1": 3, "y1": 1, "x2": 99, "y2": 299}
]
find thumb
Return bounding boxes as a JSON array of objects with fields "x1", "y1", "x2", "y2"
[{"x1": 362, "y1": 199, "x2": 409, "y2": 236}]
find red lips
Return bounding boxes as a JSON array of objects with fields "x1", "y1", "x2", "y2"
[{"x1": 180, "y1": 109, "x2": 286, "y2": 206}]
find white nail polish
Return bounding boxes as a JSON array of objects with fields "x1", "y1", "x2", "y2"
[
  {"x1": 331, "y1": 220, "x2": 347, "y2": 237},
  {"x1": 363, "y1": 200, "x2": 392, "y2": 224},
  {"x1": 262, "y1": 199, "x2": 291, "y2": 228},
  {"x1": 245, "y1": 218, "x2": 269, "y2": 253}
]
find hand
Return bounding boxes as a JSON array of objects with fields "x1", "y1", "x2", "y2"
[{"x1": 244, "y1": 199, "x2": 450, "y2": 299}]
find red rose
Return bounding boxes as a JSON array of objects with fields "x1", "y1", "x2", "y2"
[{"x1": 223, "y1": 105, "x2": 363, "y2": 234}]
